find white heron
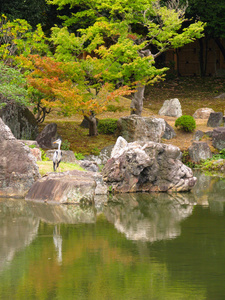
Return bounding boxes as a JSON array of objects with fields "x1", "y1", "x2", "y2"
[{"x1": 53, "y1": 138, "x2": 62, "y2": 172}]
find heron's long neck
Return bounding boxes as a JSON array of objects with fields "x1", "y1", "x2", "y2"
[{"x1": 58, "y1": 143, "x2": 61, "y2": 151}]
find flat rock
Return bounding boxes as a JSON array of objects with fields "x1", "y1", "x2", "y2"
[{"x1": 26, "y1": 170, "x2": 97, "y2": 204}]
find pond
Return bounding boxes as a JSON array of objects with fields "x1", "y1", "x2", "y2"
[{"x1": 0, "y1": 172, "x2": 225, "y2": 300}]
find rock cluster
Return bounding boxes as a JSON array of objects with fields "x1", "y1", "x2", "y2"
[{"x1": 102, "y1": 137, "x2": 196, "y2": 193}]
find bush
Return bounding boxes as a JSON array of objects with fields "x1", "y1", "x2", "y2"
[
  {"x1": 97, "y1": 118, "x2": 118, "y2": 134},
  {"x1": 61, "y1": 139, "x2": 71, "y2": 150},
  {"x1": 175, "y1": 115, "x2": 196, "y2": 132}
]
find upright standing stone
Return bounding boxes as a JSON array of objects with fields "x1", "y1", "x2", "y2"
[
  {"x1": 117, "y1": 115, "x2": 166, "y2": 143},
  {"x1": 212, "y1": 127, "x2": 225, "y2": 150},
  {"x1": 36, "y1": 123, "x2": 60, "y2": 149},
  {"x1": 0, "y1": 118, "x2": 40, "y2": 198},
  {"x1": 207, "y1": 112, "x2": 223, "y2": 127},
  {"x1": 0, "y1": 102, "x2": 38, "y2": 139},
  {"x1": 188, "y1": 141, "x2": 212, "y2": 163},
  {"x1": 158, "y1": 98, "x2": 182, "y2": 118}
]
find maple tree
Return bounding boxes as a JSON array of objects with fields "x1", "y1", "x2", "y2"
[{"x1": 20, "y1": 54, "x2": 133, "y2": 134}]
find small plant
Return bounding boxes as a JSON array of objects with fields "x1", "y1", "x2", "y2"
[
  {"x1": 40, "y1": 148, "x2": 49, "y2": 161},
  {"x1": 175, "y1": 115, "x2": 196, "y2": 132},
  {"x1": 97, "y1": 119, "x2": 118, "y2": 134},
  {"x1": 91, "y1": 147, "x2": 100, "y2": 156},
  {"x1": 61, "y1": 139, "x2": 71, "y2": 150},
  {"x1": 74, "y1": 152, "x2": 85, "y2": 160},
  {"x1": 28, "y1": 144, "x2": 36, "y2": 149}
]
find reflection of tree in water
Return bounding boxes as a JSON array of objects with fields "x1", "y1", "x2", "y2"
[
  {"x1": 0, "y1": 199, "x2": 39, "y2": 272},
  {"x1": 104, "y1": 193, "x2": 196, "y2": 242}
]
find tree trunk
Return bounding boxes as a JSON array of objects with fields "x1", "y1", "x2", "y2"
[
  {"x1": 130, "y1": 49, "x2": 151, "y2": 116},
  {"x1": 215, "y1": 38, "x2": 225, "y2": 61},
  {"x1": 84, "y1": 113, "x2": 98, "y2": 136},
  {"x1": 130, "y1": 84, "x2": 145, "y2": 116},
  {"x1": 198, "y1": 38, "x2": 206, "y2": 77}
]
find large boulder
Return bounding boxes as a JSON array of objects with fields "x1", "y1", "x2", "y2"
[
  {"x1": 212, "y1": 127, "x2": 225, "y2": 150},
  {"x1": 193, "y1": 108, "x2": 214, "y2": 119},
  {"x1": 26, "y1": 170, "x2": 108, "y2": 203},
  {"x1": 188, "y1": 141, "x2": 212, "y2": 163},
  {"x1": 0, "y1": 101, "x2": 38, "y2": 139},
  {"x1": 117, "y1": 115, "x2": 166, "y2": 143},
  {"x1": 0, "y1": 118, "x2": 40, "y2": 198},
  {"x1": 102, "y1": 137, "x2": 196, "y2": 193},
  {"x1": 158, "y1": 98, "x2": 182, "y2": 118},
  {"x1": 36, "y1": 123, "x2": 60, "y2": 149}
]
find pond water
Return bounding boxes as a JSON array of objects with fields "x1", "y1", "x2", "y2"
[{"x1": 0, "y1": 172, "x2": 225, "y2": 300}]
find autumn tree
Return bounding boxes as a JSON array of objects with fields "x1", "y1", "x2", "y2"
[
  {"x1": 48, "y1": 0, "x2": 205, "y2": 116},
  {"x1": 20, "y1": 55, "x2": 132, "y2": 134}
]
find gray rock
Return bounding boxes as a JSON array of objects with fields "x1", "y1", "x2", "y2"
[
  {"x1": 79, "y1": 160, "x2": 99, "y2": 172},
  {"x1": 0, "y1": 118, "x2": 40, "y2": 198},
  {"x1": 193, "y1": 108, "x2": 214, "y2": 119},
  {"x1": 214, "y1": 93, "x2": 225, "y2": 99},
  {"x1": 193, "y1": 130, "x2": 205, "y2": 141},
  {"x1": 117, "y1": 115, "x2": 166, "y2": 143},
  {"x1": 0, "y1": 102, "x2": 38, "y2": 140},
  {"x1": 36, "y1": 123, "x2": 60, "y2": 149},
  {"x1": 102, "y1": 137, "x2": 196, "y2": 193},
  {"x1": 188, "y1": 141, "x2": 212, "y2": 163},
  {"x1": 26, "y1": 170, "x2": 97, "y2": 204},
  {"x1": 162, "y1": 121, "x2": 176, "y2": 140},
  {"x1": 158, "y1": 98, "x2": 182, "y2": 118},
  {"x1": 46, "y1": 150, "x2": 77, "y2": 163},
  {"x1": 205, "y1": 131, "x2": 213, "y2": 138},
  {"x1": 207, "y1": 112, "x2": 223, "y2": 127},
  {"x1": 212, "y1": 127, "x2": 225, "y2": 150}
]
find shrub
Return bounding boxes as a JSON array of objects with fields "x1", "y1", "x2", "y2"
[
  {"x1": 97, "y1": 118, "x2": 118, "y2": 134},
  {"x1": 61, "y1": 139, "x2": 71, "y2": 150},
  {"x1": 175, "y1": 115, "x2": 196, "y2": 132}
]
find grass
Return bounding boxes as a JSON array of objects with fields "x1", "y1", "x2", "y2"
[
  {"x1": 37, "y1": 161, "x2": 84, "y2": 176},
  {"x1": 38, "y1": 76, "x2": 225, "y2": 155}
]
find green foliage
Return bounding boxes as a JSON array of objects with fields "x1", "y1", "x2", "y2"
[
  {"x1": 175, "y1": 115, "x2": 196, "y2": 132},
  {"x1": 28, "y1": 144, "x2": 37, "y2": 149},
  {"x1": 0, "y1": 61, "x2": 29, "y2": 106},
  {"x1": 0, "y1": 14, "x2": 49, "y2": 64},
  {"x1": 74, "y1": 152, "x2": 85, "y2": 160},
  {"x1": 97, "y1": 119, "x2": 118, "y2": 134},
  {"x1": 106, "y1": 104, "x2": 125, "y2": 112},
  {"x1": 61, "y1": 139, "x2": 71, "y2": 150},
  {"x1": 40, "y1": 148, "x2": 49, "y2": 161},
  {"x1": 91, "y1": 147, "x2": 100, "y2": 156}
]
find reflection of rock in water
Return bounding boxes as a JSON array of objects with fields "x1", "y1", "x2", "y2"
[
  {"x1": 26, "y1": 201, "x2": 97, "y2": 224},
  {"x1": 0, "y1": 199, "x2": 39, "y2": 272},
  {"x1": 193, "y1": 171, "x2": 225, "y2": 214},
  {"x1": 104, "y1": 193, "x2": 196, "y2": 242}
]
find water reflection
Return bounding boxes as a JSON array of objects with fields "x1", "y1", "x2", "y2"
[
  {"x1": 0, "y1": 172, "x2": 225, "y2": 299},
  {"x1": 193, "y1": 171, "x2": 225, "y2": 214},
  {"x1": 104, "y1": 193, "x2": 196, "y2": 242},
  {"x1": 0, "y1": 199, "x2": 39, "y2": 272}
]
